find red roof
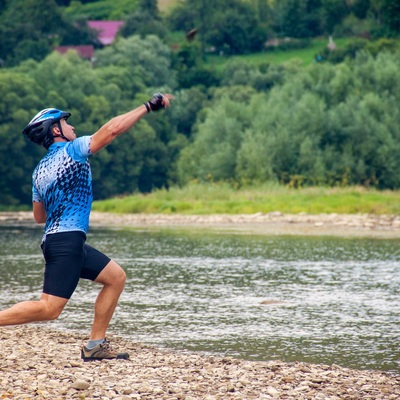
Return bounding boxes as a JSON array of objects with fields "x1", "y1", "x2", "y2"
[
  {"x1": 55, "y1": 45, "x2": 94, "y2": 59},
  {"x1": 88, "y1": 21, "x2": 124, "y2": 45}
]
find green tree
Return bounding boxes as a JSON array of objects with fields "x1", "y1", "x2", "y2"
[
  {"x1": 172, "y1": 41, "x2": 219, "y2": 88},
  {"x1": 95, "y1": 35, "x2": 176, "y2": 88},
  {"x1": 0, "y1": 69, "x2": 44, "y2": 205},
  {"x1": 90, "y1": 121, "x2": 170, "y2": 197},
  {"x1": 178, "y1": 49, "x2": 400, "y2": 189},
  {"x1": 274, "y1": 0, "x2": 310, "y2": 38},
  {"x1": 0, "y1": 0, "x2": 98, "y2": 66},
  {"x1": 380, "y1": 0, "x2": 400, "y2": 36},
  {"x1": 273, "y1": 0, "x2": 326, "y2": 38},
  {"x1": 352, "y1": 0, "x2": 370, "y2": 19},
  {"x1": 205, "y1": 3, "x2": 266, "y2": 54},
  {"x1": 320, "y1": 0, "x2": 348, "y2": 34},
  {"x1": 0, "y1": 40, "x2": 178, "y2": 205},
  {"x1": 119, "y1": 0, "x2": 168, "y2": 39},
  {"x1": 167, "y1": 87, "x2": 209, "y2": 137},
  {"x1": 177, "y1": 88, "x2": 253, "y2": 183},
  {"x1": 167, "y1": 0, "x2": 266, "y2": 55}
]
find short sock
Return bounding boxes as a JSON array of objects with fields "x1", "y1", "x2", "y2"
[{"x1": 86, "y1": 338, "x2": 105, "y2": 350}]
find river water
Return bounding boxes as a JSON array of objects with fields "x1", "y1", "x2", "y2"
[{"x1": 1, "y1": 225, "x2": 399, "y2": 373}]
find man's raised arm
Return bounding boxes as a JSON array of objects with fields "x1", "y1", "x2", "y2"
[{"x1": 90, "y1": 93, "x2": 172, "y2": 154}]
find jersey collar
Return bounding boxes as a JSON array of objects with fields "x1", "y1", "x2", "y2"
[{"x1": 49, "y1": 142, "x2": 67, "y2": 150}]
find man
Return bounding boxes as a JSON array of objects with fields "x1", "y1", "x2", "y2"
[{"x1": 0, "y1": 93, "x2": 172, "y2": 361}]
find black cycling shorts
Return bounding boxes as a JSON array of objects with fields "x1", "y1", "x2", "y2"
[{"x1": 41, "y1": 231, "x2": 111, "y2": 299}]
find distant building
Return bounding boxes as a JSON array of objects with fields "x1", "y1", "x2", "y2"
[
  {"x1": 87, "y1": 21, "x2": 124, "y2": 46},
  {"x1": 54, "y1": 45, "x2": 95, "y2": 60},
  {"x1": 54, "y1": 21, "x2": 123, "y2": 61}
]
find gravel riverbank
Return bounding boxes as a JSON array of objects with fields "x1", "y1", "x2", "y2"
[
  {"x1": 1, "y1": 325, "x2": 399, "y2": 400},
  {"x1": 2, "y1": 211, "x2": 400, "y2": 238},
  {"x1": 1, "y1": 212, "x2": 400, "y2": 399}
]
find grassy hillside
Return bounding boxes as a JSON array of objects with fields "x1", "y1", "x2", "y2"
[
  {"x1": 156, "y1": 0, "x2": 351, "y2": 67},
  {"x1": 205, "y1": 37, "x2": 351, "y2": 68}
]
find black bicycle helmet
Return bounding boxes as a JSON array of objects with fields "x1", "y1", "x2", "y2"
[{"x1": 22, "y1": 108, "x2": 71, "y2": 149}]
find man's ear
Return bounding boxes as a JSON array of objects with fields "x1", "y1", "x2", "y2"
[{"x1": 51, "y1": 123, "x2": 60, "y2": 135}]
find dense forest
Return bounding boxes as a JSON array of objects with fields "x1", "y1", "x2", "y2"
[{"x1": 0, "y1": 0, "x2": 399, "y2": 206}]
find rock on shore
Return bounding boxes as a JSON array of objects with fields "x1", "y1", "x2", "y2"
[{"x1": 0, "y1": 325, "x2": 399, "y2": 400}]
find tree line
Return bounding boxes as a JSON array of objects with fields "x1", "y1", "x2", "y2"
[
  {"x1": 1, "y1": 0, "x2": 399, "y2": 66},
  {"x1": 0, "y1": 0, "x2": 400, "y2": 207},
  {"x1": 178, "y1": 50, "x2": 400, "y2": 189}
]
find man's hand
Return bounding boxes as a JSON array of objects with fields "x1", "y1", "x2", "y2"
[{"x1": 144, "y1": 93, "x2": 173, "y2": 112}]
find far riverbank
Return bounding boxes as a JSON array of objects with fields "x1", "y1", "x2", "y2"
[{"x1": 1, "y1": 211, "x2": 400, "y2": 238}]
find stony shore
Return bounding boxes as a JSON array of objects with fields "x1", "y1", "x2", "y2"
[
  {"x1": 2, "y1": 210, "x2": 400, "y2": 238},
  {"x1": 1, "y1": 325, "x2": 399, "y2": 400},
  {"x1": 1, "y1": 211, "x2": 400, "y2": 399}
]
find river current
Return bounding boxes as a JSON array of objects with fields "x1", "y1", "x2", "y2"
[{"x1": 1, "y1": 226, "x2": 399, "y2": 372}]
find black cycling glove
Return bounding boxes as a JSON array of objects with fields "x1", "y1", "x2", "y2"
[{"x1": 144, "y1": 93, "x2": 165, "y2": 112}]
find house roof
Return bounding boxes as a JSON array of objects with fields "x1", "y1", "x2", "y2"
[
  {"x1": 55, "y1": 45, "x2": 95, "y2": 59},
  {"x1": 88, "y1": 20, "x2": 124, "y2": 45}
]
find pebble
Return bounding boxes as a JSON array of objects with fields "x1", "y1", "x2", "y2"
[
  {"x1": 71, "y1": 379, "x2": 90, "y2": 390},
  {"x1": 1, "y1": 325, "x2": 399, "y2": 400}
]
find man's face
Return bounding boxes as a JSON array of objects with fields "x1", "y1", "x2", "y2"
[{"x1": 59, "y1": 118, "x2": 76, "y2": 141}]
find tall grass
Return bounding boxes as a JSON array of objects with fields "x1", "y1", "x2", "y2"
[{"x1": 92, "y1": 183, "x2": 400, "y2": 215}]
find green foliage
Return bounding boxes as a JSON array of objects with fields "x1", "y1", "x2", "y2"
[
  {"x1": 177, "y1": 49, "x2": 400, "y2": 190},
  {"x1": 95, "y1": 35, "x2": 176, "y2": 88},
  {"x1": 0, "y1": 0, "x2": 98, "y2": 66},
  {"x1": 1, "y1": 0, "x2": 398, "y2": 69},
  {"x1": 0, "y1": 34, "x2": 178, "y2": 205},
  {"x1": 274, "y1": 0, "x2": 319, "y2": 38},
  {"x1": 320, "y1": 0, "x2": 348, "y2": 34},
  {"x1": 1, "y1": 1, "x2": 400, "y2": 209},
  {"x1": 65, "y1": 0, "x2": 138, "y2": 19},
  {"x1": 172, "y1": 41, "x2": 220, "y2": 88},
  {"x1": 167, "y1": 0, "x2": 266, "y2": 55},
  {"x1": 0, "y1": 69, "x2": 45, "y2": 205},
  {"x1": 177, "y1": 87, "x2": 254, "y2": 183},
  {"x1": 265, "y1": 38, "x2": 312, "y2": 52},
  {"x1": 167, "y1": 87, "x2": 209, "y2": 137},
  {"x1": 206, "y1": 2, "x2": 266, "y2": 54},
  {"x1": 375, "y1": 0, "x2": 400, "y2": 37},
  {"x1": 90, "y1": 121, "x2": 170, "y2": 197},
  {"x1": 119, "y1": 0, "x2": 168, "y2": 39},
  {"x1": 319, "y1": 38, "x2": 400, "y2": 63},
  {"x1": 220, "y1": 60, "x2": 291, "y2": 91}
]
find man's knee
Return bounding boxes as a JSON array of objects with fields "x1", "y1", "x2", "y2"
[
  {"x1": 96, "y1": 261, "x2": 126, "y2": 289},
  {"x1": 41, "y1": 294, "x2": 67, "y2": 320},
  {"x1": 45, "y1": 305, "x2": 64, "y2": 320},
  {"x1": 114, "y1": 265, "x2": 126, "y2": 289}
]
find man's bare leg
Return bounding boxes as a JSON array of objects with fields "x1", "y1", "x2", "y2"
[
  {"x1": 89, "y1": 260, "x2": 126, "y2": 340},
  {"x1": 0, "y1": 293, "x2": 68, "y2": 325}
]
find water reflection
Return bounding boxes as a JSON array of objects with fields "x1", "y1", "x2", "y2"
[{"x1": 0, "y1": 226, "x2": 399, "y2": 372}]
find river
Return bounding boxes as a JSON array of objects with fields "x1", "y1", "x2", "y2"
[{"x1": 1, "y1": 225, "x2": 399, "y2": 373}]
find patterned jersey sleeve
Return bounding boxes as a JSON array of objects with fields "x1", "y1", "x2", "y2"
[
  {"x1": 32, "y1": 180, "x2": 42, "y2": 202},
  {"x1": 66, "y1": 136, "x2": 92, "y2": 163}
]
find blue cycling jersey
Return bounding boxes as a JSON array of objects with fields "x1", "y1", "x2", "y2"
[{"x1": 32, "y1": 136, "x2": 93, "y2": 236}]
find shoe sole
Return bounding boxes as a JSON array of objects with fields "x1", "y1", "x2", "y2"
[{"x1": 81, "y1": 351, "x2": 130, "y2": 362}]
